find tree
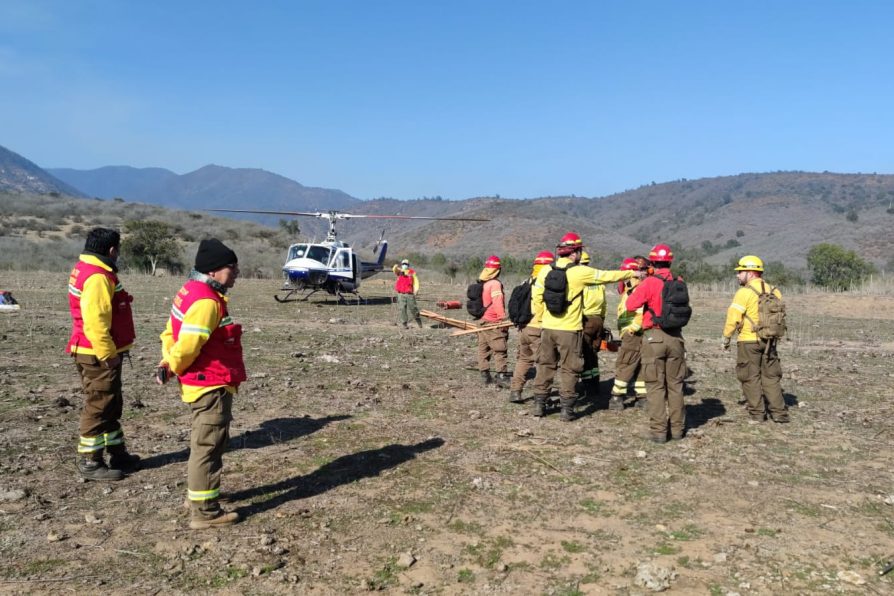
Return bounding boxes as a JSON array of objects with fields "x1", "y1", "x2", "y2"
[
  {"x1": 279, "y1": 218, "x2": 300, "y2": 237},
  {"x1": 122, "y1": 220, "x2": 182, "y2": 275},
  {"x1": 806, "y1": 243, "x2": 876, "y2": 291}
]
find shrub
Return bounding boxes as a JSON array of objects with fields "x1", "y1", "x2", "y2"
[{"x1": 806, "y1": 243, "x2": 876, "y2": 291}]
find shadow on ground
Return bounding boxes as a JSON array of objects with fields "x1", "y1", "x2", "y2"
[
  {"x1": 137, "y1": 415, "x2": 351, "y2": 471},
  {"x1": 231, "y1": 437, "x2": 445, "y2": 519}
]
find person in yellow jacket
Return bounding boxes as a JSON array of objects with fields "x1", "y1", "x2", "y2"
[
  {"x1": 67, "y1": 227, "x2": 139, "y2": 481},
  {"x1": 609, "y1": 257, "x2": 648, "y2": 410},
  {"x1": 158, "y1": 239, "x2": 245, "y2": 529},
  {"x1": 530, "y1": 233, "x2": 640, "y2": 421},
  {"x1": 579, "y1": 251, "x2": 607, "y2": 399},
  {"x1": 392, "y1": 259, "x2": 421, "y2": 328},
  {"x1": 722, "y1": 255, "x2": 789, "y2": 423},
  {"x1": 508, "y1": 250, "x2": 554, "y2": 403}
]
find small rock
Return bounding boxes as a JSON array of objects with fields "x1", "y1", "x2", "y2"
[
  {"x1": 747, "y1": 481, "x2": 759, "y2": 487},
  {"x1": 571, "y1": 456, "x2": 586, "y2": 465},
  {"x1": 836, "y1": 570, "x2": 866, "y2": 585},
  {"x1": 85, "y1": 512, "x2": 102, "y2": 524},
  {"x1": 636, "y1": 450, "x2": 647, "y2": 459},
  {"x1": 496, "y1": 563, "x2": 508, "y2": 573},
  {"x1": 883, "y1": 494, "x2": 894, "y2": 506},
  {"x1": 252, "y1": 327, "x2": 262, "y2": 333},
  {"x1": 469, "y1": 410, "x2": 482, "y2": 420},
  {"x1": 515, "y1": 428, "x2": 533, "y2": 436},
  {"x1": 47, "y1": 531, "x2": 67, "y2": 542},
  {"x1": 655, "y1": 524, "x2": 667, "y2": 532},
  {"x1": 634, "y1": 561, "x2": 676, "y2": 592},
  {"x1": 317, "y1": 355, "x2": 340, "y2": 363},
  {"x1": 0, "y1": 489, "x2": 28, "y2": 502},
  {"x1": 396, "y1": 552, "x2": 416, "y2": 569},
  {"x1": 55, "y1": 396, "x2": 71, "y2": 408},
  {"x1": 713, "y1": 552, "x2": 728, "y2": 563},
  {"x1": 252, "y1": 566, "x2": 263, "y2": 577},
  {"x1": 260, "y1": 535, "x2": 276, "y2": 546}
]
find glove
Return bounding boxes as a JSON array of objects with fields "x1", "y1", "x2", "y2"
[{"x1": 721, "y1": 336, "x2": 731, "y2": 351}]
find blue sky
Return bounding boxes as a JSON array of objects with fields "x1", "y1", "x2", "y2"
[{"x1": 2, "y1": 1, "x2": 892, "y2": 200}]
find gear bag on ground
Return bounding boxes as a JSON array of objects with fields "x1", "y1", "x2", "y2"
[
  {"x1": 649, "y1": 276, "x2": 692, "y2": 330},
  {"x1": 466, "y1": 281, "x2": 486, "y2": 319},
  {"x1": 745, "y1": 281, "x2": 786, "y2": 339},
  {"x1": 507, "y1": 279, "x2": 533, "y2": 327}
]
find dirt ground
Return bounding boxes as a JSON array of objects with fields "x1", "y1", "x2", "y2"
[{"x1": 1, "y1": 271, "x2": 893, "y2": 595}]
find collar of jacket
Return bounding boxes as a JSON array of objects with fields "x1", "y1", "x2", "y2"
[
  {"x1": 83, "y1": 251, "x2": 118, "y2": 273},
  {"x1": 188, "y1": 269, "x2": 228, "y2": 294}
]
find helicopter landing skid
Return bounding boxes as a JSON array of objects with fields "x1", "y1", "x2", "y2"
[{"x1": 274, "y1": 287, "x2": 321, "y2": 303}]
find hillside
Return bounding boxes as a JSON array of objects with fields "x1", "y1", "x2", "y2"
[
  {"x1": 49, "y1": 164, "x2": 361, "y2": 213},
  {"x1": 0, "y1": 145, "x2": 85, "y2": 197}
]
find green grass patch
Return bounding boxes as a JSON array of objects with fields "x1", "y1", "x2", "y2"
[
  {"x1": 447, "y1": 519, "x2": 483, "y2": 535},
  {"x1": 667, "y1": 523, "x2": 703, "y2": 541},
  {"x1": 757, "y1": 527, "x2": 780, "y2": 537},
  {"x1": 561, "y1": 540, "x2": 586, "y2": 553},
  {"x1": 367, "y1": 558, "x2": 398, "y2": 590},
  {"x1": 654, "y1": 542, "x2": 681, "y2": 555},
  {"x1": 464, "y1": 536, "x2": 513, "y2": 568},
  {"x1": 457, "y1": 568, "x2": 475, "y2": 583},
  {"x1": 540, "y1": 553, "x2": 570, "y2": 570},
  {"x1": 580, "y1": 498, "x2": 605, "y2": 515}
]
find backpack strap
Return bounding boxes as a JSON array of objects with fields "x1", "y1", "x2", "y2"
[{"x1": 643, "y1": 274, "x2": 670, "y2": 323}]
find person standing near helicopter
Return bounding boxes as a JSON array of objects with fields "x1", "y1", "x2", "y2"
[{"x1": 392, "y1": 259, "x2": 422, "y2": 328}]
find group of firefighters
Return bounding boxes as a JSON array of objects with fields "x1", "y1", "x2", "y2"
[
  {"x1": 65, "y1": 225, "x2": 789, "y2": 532},
  {"x1": 394, "y1": 232, "x2": 790, "y2": 443}
]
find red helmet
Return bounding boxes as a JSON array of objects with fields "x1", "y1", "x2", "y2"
[
  {"x1": 648, "y1": 243, "x2": 673, "y2": 263},
  {"x1": 484, "y1": 255, "x2": 501, "y2": 268},
  {"x1": 620, "y1": 258, "x2": 639, "y2": 271},
  {"x1": 556, "y1": 232, "x2": 583, "y2": 256},
  {"x1": 534, "y1": 250, "x2": 555, "y2": 265}
]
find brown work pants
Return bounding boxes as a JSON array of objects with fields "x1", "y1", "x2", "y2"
[
  {"x1": 612, "y1": 333, "x2": 645, "y2": 396},
  {"x1": 581, "y1": 315, "x2": 603, "y2": 379},
  {"x1": 477, "y1": 327, "x2": 508, "y2": 373},
  {"x1": 736, "y1": 340, "x2": 787, "y2": 419},
  {"x1": 641, "y1": 328, "x2": 686, "y2": 437},
  {"x1": 533, "y1": 329, "x2": 584, "y2": 399},
  {"x1": 510, "y1": 325, "x2": 542, "y2": 392},
  {"x1": 188, "y1": 388, "x2": 233, "y2": 518},
  {"x1": 74, "y1": 353, "x2": 125, "y2": 448}
]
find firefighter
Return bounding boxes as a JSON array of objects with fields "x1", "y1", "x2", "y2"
[
  {"x1": 508, "y1": 251, "x2": 554, "y2": 402},
  {"x1": 392, "y1": 258, "x2": 422, "y2": 328},
  {"x1": 609, "y1": 257, "x2": 648, "y2": 410},
  {"x1": 722, "y1": 255, "x2": 790, "y2": 423},
  {"x1": 477, "y1": 255, "x2": 510, "y2": 388},
  {"x1": 67, "y1": 227, "x2": 139, "y2": 481},
  {"x1": 531, "y1": 233, "x2": 640, "y2": 421},
  {"x1": 158, "y1": 239, "x2": 245, "y2": 529},
  {"x1": 625, "y1": 244, "x2": 689, "y2": 442},
  {"x1": 579, "y1": 251, "x2": 606, "y2": 400}
]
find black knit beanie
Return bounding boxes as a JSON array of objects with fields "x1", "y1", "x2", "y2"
[{"x1": 194, "y1": 238, "x2": 238, "y2": 273}]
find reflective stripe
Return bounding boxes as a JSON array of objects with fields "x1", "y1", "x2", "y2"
[
  {"x1": 68, "y1": 284, "x2": 82, "y2": 297},
  {"x1": 78, "y1": 434, "x2": 105, "y2": 453},
  {"x1": 171, "y1": 305, "x2": 185, "y2": 321},
  {"x1": 731, "y1": 303, "x2": 746, "y2": 313},
  {"x1": 581, "y1": 368, "x2": 600, "y2": 380},
  {"x1": 219, "y1": 316, "x2": 233, "y2": 327},
  {"x1": 115, "y1": 283, "x2": 124, "y2": 292},
  {"x1": 634, "y1": 380, "x2": 646, "y2": 395},
  {"x1": 180, "y1": 324, "x2": 211, "y2": 337},
  {"x1": 104, "y1": 429, "x2": 124, "y2": 446},
  {"x1": 613, "y1": 379, "x2": 629, "y2": 389},
  {"x1": 188, "y1": 488, "x2": 220, "y2": 501}
]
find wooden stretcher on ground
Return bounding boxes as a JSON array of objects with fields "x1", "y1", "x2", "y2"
[{"x1": 419, "y1": 309, "x2": 514, "y2": 337}]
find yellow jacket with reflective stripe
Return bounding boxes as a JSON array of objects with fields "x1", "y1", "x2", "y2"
[
  {"x1": 723, "y1": 278, "x2": 782, "y2": 342},
  {"x1": 533, "y1": 258, "x2": 636, "y2": 332},
  {"x1": 70, "y1": 254, "x2": 134, "y2": 359},
  {"x1": 160, "y1": 296, "x2": 235, "y2": 403},
  {"x1": 582, "y1": 283, "x2": 607, "y2": 318},
  {"x1": 617, "y1": 288, "x2": 644, "y2": 335}
]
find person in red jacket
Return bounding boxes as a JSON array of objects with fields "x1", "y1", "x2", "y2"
[
  {"x1": 67, "y1": 227, "x2": 139, "y2": 481},
  {"x1": 477, "y1": 255, "x2": 509, "y2": 387},
  {"x1": 392, "y1": 258, "x2": 422, "y2": 328},
  {"x1": 158, "y1": 239, "x2": 245, "y2": 529},
  {"x1": 625, "y1": 244, "x2": 689, "y2": 443}
]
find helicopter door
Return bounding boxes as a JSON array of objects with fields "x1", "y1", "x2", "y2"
[{"x1": 352, "y1": 253, "x2": 360, "y2": 288}]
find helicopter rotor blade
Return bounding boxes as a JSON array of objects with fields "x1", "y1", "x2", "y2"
[
  {"x1": 207, "y1": 209, "x2": 325, "y2": 218},
  {"x1": 207, "y1": 209, "x2": 489, "y2": 222},
  {"x1": 344, "y1": 214, "x2": 489, "y2": 222}
]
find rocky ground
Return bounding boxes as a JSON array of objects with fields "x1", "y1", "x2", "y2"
[{"x1": 0, "y1": 271, "x2": 892, "y2": 595}]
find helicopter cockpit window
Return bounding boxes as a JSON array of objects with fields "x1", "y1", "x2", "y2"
[
  {"x1": 332, "y1": 251, "x2": 349, "y2": 270},
  {"x1": 305, "y1": 245, "x2": 333, "y2": 264},
  {"x1": 288, "y1": 244, "x2": 308, "y2": 260}
]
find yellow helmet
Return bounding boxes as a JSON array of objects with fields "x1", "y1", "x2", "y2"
[
  {"x1": 580, "y1": 251, "x2": 590, "y2": 265},
  {"x1": 735, "y1": 255, "x2": 764, "y2": 272}
]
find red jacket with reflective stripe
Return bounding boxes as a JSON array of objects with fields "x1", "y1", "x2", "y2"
[
  {"x1": 170, "y1": 280, "x2": 246, "y2": 387},
  {"x1": 394, "y1": 269, "x2": 416, "y2": 294},
  {"x1": 67, "y1": 260, "x2": 135, "y2": 354}
]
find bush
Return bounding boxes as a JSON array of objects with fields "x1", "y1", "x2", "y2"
[{"x1": 806, "y1": 243, "x2": 876, "y2": 291}]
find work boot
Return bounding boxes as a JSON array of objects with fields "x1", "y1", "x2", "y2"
[
  {"x1": 402, "y1": 322, "x2": 409, "y2": 329},
  {"x1": 771, "y1": 413, "x2": 790, "y2": 424},
  {"x1": 107, "y1": 445, "x2": 140, "y2": 472},
  {"x1": 634, "y1": 396, "x2": 647, "y2": 409},
  {"x1": 508, "y1": 390, "x2": 524, "y2": 404},
  {"x1": 532, "y1": 394, "x2": 547, "y2": 417},
  {"x1": 608, "y1": 395, "x2": 625, "y2": 411},
  {"x1": 644, "y1": 432, "x2": 668, "y2": 444},
  {"x1": 189, "y1": 510, "x2": 240, "y2": 530},
  {"x1": 78, "y1": 452, "x2": 124, "y2": 482},
  {"x1": 494, "y1": 372, "x2": 511, "y2": 389},
  {"x1": 415, "y1": 318, "x2": 423, "y2": 328},
  {"x1": 480, "y1": 371, "x2": 493, "y2": 386},
  {"x1": 559, "y1": 397, "x2": 577, "y2": 422}
]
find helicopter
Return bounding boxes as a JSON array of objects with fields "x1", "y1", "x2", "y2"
[{"x1": 208, "y1": 209, "x2": 488, "y2": 303}]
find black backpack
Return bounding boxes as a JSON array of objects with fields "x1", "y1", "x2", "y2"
[
  {"x1": 507, "y1": 279, "x2": 533, "y2": 327},
  {"x1": 647, "y1": 274, "x2": 692, "y2": 330},
  {"x1": 466, "y1": 281, "x2": 486, "y2": 319},
  {"x1": 543, "y1": 264, "x2": 582, "y2": 316}
]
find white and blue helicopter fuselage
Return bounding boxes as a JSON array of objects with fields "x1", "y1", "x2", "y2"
[{"x1": 276, "y1": 239, "x2": 387, "y2": 302}]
